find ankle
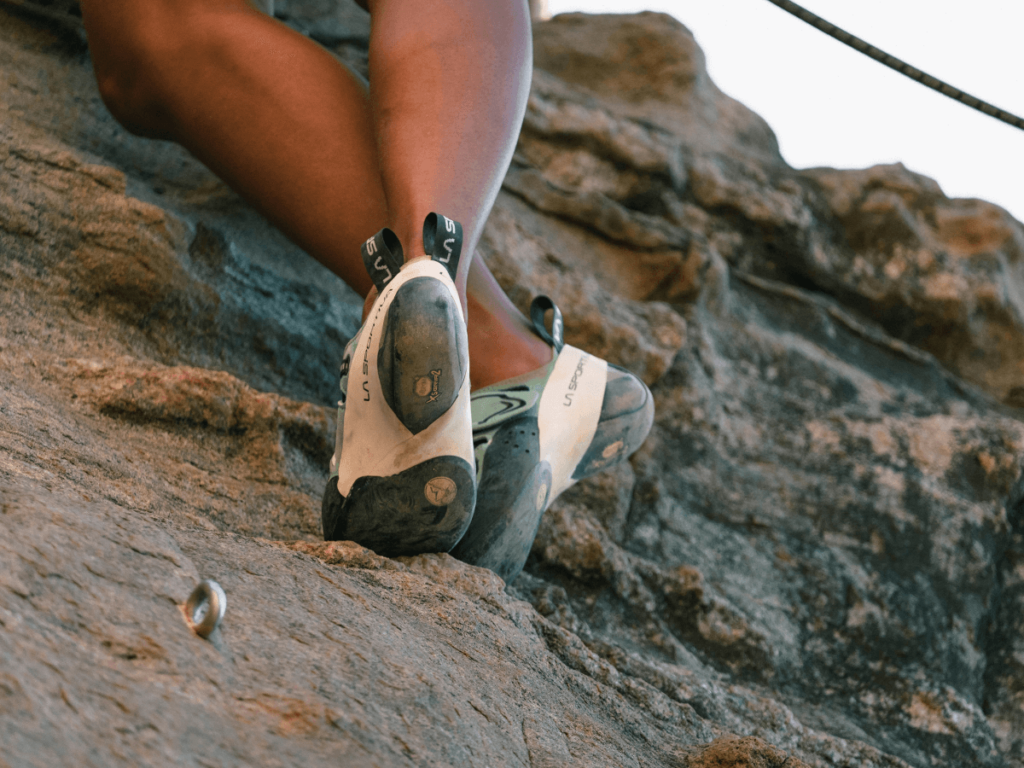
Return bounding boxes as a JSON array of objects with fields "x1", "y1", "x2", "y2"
[
  {"x1": 468, "y1": 305, "x2": 552, "y2": 390},
  {"x1": 471, "y1": 336, "x2": 551, "y2": 390}
]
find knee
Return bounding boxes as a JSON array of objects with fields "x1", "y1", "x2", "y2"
[
  {"x1": 92, "y1": 64, "x2": 159, "y2": 137},
  {"x1": 86, "y1": 9, "x2": 193, "y2": 137}
]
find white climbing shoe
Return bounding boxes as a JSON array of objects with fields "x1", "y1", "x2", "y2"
[
  {"x1": 450, "y1": 297, "x2": 655, "y2": 582},
  {"x1": 322, "y1": 214, "x2": 476, "y2": 557}
]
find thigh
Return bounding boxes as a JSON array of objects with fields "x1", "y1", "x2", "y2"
[{"x1": 80, "y1": 0, "x2": 261, "y2": 136}]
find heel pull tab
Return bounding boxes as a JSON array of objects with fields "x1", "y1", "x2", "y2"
[
  {"x1": 362, "y1": 228, "x2": 404, "y2": 292},
  {"x1": 529, "y1": 296, "x2": 565, "y2": 352},
  {"x1": 422, "y1": 213, "x2": 463, "y2": 281}
]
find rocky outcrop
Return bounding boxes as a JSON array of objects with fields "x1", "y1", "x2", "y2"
[
  {"x1": 1, "y1": 4, "x2": 1023, "y2": 767},
  {"x1": 803, "y1": 164, "x2": 1024, "y2": 406}
]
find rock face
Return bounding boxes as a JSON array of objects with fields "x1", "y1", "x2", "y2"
[
  {"x1": 2, "y1": 5, "x2": 1023, "y2": 768},
  {"x1": 803, "y1": 164, "x2": 1024, "y2": 406}
]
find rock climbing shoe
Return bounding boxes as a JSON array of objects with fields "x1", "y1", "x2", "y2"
[
  {"x1": 450, "y1": 296, "x2": 654, "y2": 582},
  {"x1": 322, "y1": 213, "x2": 476, "y2": 557}
]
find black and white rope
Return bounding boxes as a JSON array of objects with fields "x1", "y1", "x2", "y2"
[{"x1": 764, "y1": 0, "x2": 1024, "y2": 133}]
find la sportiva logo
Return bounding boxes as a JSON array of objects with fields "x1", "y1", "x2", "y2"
[
  {"x1": 440, "y1": 215, "x2": 457, "y2": 264},
  {"x1": 365, "y1": 236, "x2": 393, "y2": 284},
  {"x1": 564, "y1": 355, "x2": 587, "y2": 406}
]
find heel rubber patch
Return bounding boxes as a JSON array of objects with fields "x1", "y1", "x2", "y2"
[
  {"x1": 322, "y1": 455, "x2": 475, "y2": 557},
  {"x1": 377, "y1": 276, "x2": 469, "y2": 434}
]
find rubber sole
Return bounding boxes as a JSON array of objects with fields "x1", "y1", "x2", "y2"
[
  {"x1": 449, "y1": 416, "x2": 552, "y2": 581},
  {"x1": 453, "y1": 363, "x2": 654, "y2": 583},
  {"x1": 322, "y1": 454, "x2": 475, "y2": 557},
  {"x1": 378, "y1": 276, "x2": 468, "y2": 435}
]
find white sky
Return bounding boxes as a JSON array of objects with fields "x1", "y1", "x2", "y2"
[{"x1": 546, "y1": 0, "x2": 1024, "y2": 223}]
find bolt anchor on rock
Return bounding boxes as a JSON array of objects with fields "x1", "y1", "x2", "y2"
[{"x1": 184, "y1": 579, "x2": 227, "y2": 638}]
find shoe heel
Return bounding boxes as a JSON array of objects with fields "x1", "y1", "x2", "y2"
[
  {"x1": 322, "y1": 455, "x2": 475, "y2": 557},
  {"x1": 377, "y1": 276, "x2": 469, "y2": 435}
]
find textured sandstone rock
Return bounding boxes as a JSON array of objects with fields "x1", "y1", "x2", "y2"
[
  {"x1": 1, "y1": 5, "x2": 1023, "y2": 768},
  {"x1": 525, "y1": 24, "x2": 1024, "y2": 412},
  {"x1": 680, "y1": 735, "x2": 811, "y2": 768},
  {"x1": 0, "y1": 482, "x2": 720, "y2": 768},
  {"x1": 0, "y1": 116, "x2": 360, "y2": 407},
  {"x1": 802, "y1": 163, "x2": 1024, "y2": 406},
  {"x1": 531, "y1": 12, "x2": 782, "y2": 164}
]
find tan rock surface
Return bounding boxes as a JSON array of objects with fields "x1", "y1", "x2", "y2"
[
  {"x1": 1, "y1": 5, "x2": 1023, "y2": 768},
  {"x1": 531, "y1": 12, "x2": 782, "y2": 165},
  {"x1": 803, "y1": 163, "x2": 1024, "y2": 405}
]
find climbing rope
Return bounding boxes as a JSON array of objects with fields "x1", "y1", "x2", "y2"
[{"x1": 763, "y1": 0, "x2": 1024, "y2": 133}]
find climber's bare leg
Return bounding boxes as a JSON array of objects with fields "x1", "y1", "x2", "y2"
[
  {"x1": 81, "y1": 0, "x2": 382, "y2": 295},
  {"x1": 362, "y1": 0, "x2": 529, "y2": 285},
  {"x1": 80, "y1": 0, "x2": 548, "y2": 388},
  {"x1": 465, "y1": 260, "x2": 553, "y2": 388}
]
